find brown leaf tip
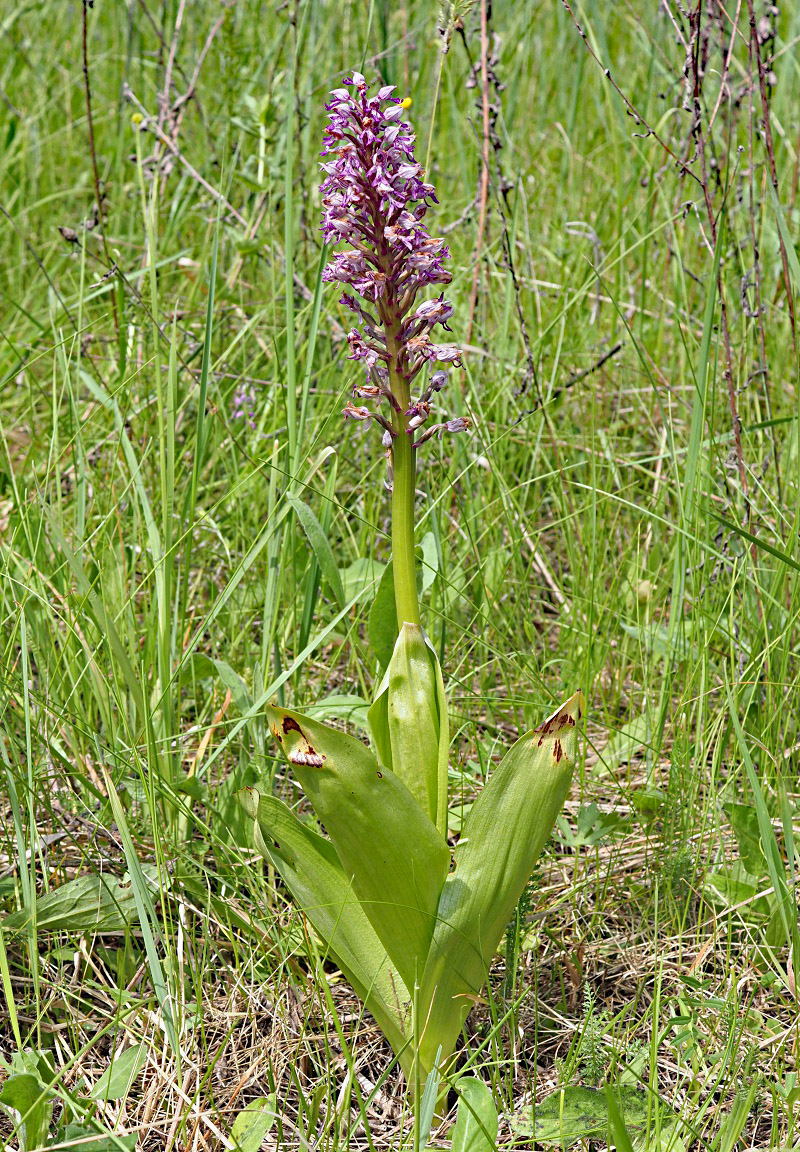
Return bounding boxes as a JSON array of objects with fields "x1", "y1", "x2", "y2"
[
  {"x1": 273, "y1": 714, "x2": 327, "y2": 767},
  {"x1": 534, "y1": 691, "x2": 585, "y2": 746}
]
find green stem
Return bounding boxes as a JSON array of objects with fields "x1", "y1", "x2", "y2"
[
  {"x1": 391, "y1": 421, "x2": 420, "y2": 628},
  {"x1": 383, "y1": 317, "x2": 420, "y2": 629}
]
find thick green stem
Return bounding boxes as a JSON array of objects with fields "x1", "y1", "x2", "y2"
[
  {"x1": 391, "y1": 426, "x2": 420, "y2": 628},
  {"x1": 383, "y1": 311, "x2": 420, "y2": 630}
]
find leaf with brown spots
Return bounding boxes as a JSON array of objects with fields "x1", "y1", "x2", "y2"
[
  {"x1": 418, "y1": 691, "x2": 585, "y2": 1078},
  {"x1": 238, "y1": 788, "x2": 412, "y2": 1065},
  {"x1": 266, "y1": 704, "x2": 450, "y2": 994}
]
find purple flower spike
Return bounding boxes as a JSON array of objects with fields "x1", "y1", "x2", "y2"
[{"x1": 320, "y1": 72, "x2": 468, "y2": 456}]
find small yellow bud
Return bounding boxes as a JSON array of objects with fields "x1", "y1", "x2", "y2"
[
  {"x1": 131, "y1": 113, "x2": 143, "y2": 126},
  {"x1": 401, "y1": 96, "x2": 412, "y2": 109}
]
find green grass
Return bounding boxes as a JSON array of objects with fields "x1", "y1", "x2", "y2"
[{"x1": 1, "y1": 0, "x2": 800, "y2": 1147}]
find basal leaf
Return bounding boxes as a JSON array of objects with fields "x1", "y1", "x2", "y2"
[
  {"x1": 230, "y1": 1094, "x2": 278, "y2": 1150},
  {"x1": 724, "y1": 802, "x2": 765, "y2": 877},
  {"x1": 452, "y1": 1077, "x2": 499, "y2": 1152},
  {"x1": 511, "y1": 1085, "x2": 646, "y2": 1144},
  {"x1": 59, "y1": 1122, "x2": 138, "y2": 1151},
  {"x1": 419, "y1": 692, "x2": 584, "y2": 1076},
  {"x1": 0, "y1": 1071, "x2": 53, "y2": 1151},
  {"x1": 90, "y1": 1043, "x2": 147, "y2": 1101},
  {"x1": 266, "y1": 707, "x2": 449, "y2": 994},
  {"x1": 4, "y1": 868, "x2": 160, "y2": 934},
  {"x1": 239, "y1": 788, "x2": 411, "y2": 1059}
]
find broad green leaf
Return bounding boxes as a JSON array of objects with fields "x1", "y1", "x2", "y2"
[
  {"x1": 266, "y1": 706, "x2": 449, "y2": 994},
  {"x1": 59, "y1": 1122, "x2": 138, "y2": 1150},
  {"x1": 90, "y1": 1043, "x2": 147, "y2": 1101},
  {"x1": 230, "y1": 1093, "x2": 278, "y2": 1150},
  {"x1": 419, "y1": 692, "x2": 584, "y2": 1075},
  {"x1": 369, "y1": 561, "x2": 397, "y2": 671},
  {"x1": 286, "y1": 490, "x2": 345, "y2": 608},
  {"x1": 452, "y1": 1077, "x2": 499, "y2": 1152},
  {"x1": 368, "y1": 624, "x2": 449, "y2": 830},
  {"x1": 239, "y1": 789, "x2": 411, "y2": 1059},
  {"x1": 704, "y1": 863, "x2": 764, "y2": 912},
  {"x1": 511, "y1": 1085, "x2": 647, "y2": 1143},
  {"x1": 766, "y1": 900, "x2": 788, "y2": 946},
  {"x1": 4, "y1": 868, "x2": 160, "y2": 934},
  {"x1": 0, "y1": 1072, "x2": 53, "y2": 1151},
  {"x1": 597, "y1": 713, "x2": 650, "y2": 771},
  {"x1": 430, "y1": 636, "x2": 450, "y2": 834},
  {"x1": 367, "y1": 545, "x2": 436, "y2": 672},
  {"x1": 724, "y1": 802, "x2": 765, "y2": 877}
]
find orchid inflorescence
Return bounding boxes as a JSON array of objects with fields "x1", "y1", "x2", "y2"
[
  {"x1": 320, "y1": 71, "x2": 470, "y2": 467},
  {"x1": 241, "y1": 71, "x2": 582, "y2": 1112}
]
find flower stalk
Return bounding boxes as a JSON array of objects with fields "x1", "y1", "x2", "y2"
[{"x1": 390, "y1": 423, "x2": 420, "y2": 627}]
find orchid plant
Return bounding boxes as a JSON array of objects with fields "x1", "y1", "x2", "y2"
[{"x1": 240, "y1": 72, "x2": 583, "y2": 1095}]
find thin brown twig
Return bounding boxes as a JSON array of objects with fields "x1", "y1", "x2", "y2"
[
  {"x1": 157, "y1": 0, "x2": 187, "y2": 137},
  {"x1": 82, "y1": 0, "x2": 119, "y2": 341},
  {"x1": 156, "y1": 2, "x2": 229, "y2": 202},
  {"x1": 706, "y1": 0, "x2": 743, "y2": 135},
  {"x1": 458, "y1": 6, "x2": 537, "y2": 396},
  {"x1": 124, "y1": 84, "x2": 248, "y2": 227},
  {"x1": 512, "y1": 341, "x2": 623, "y2": 427},
  {"x1": 746, "y1": 0, "x2": 797, "y2": 360},
  {"x1": 0, "y1": 200, "x2": 77, "y2": 331},
  {"x1": 124, "y1": 84, "x2": 342, "y2": 338},
  {"x1": 465, "y1": 0, "x2": 491, "y2": 345},
  {"x1": 689, "y1": 3, "x2": 748, "y2": 510},
  {"x1": 560, "y1": 0, "x2": 704, "y2": 188},
  {"x1": 169, "y1": 8, "x2": 228, "y2": 140},
  {"x1": 745, "y1": 27, "x2": 781, "y2": 503}
]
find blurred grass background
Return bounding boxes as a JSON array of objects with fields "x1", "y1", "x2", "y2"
[{"x1": 1, "y1": 0, "x2": 800, "y2": 1147}]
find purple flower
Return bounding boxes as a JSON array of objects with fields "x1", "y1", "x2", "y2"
[
  {"x1": 320, "y1": 72, "x2": 470, "y2": 453},
  {"x1": 231, "y1": 382, "x2": 258, "y2": 428}
]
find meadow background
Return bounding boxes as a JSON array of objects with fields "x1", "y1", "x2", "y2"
[{"x1": 1, "y1": 0, "x2": 800, "y2": 1148}]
